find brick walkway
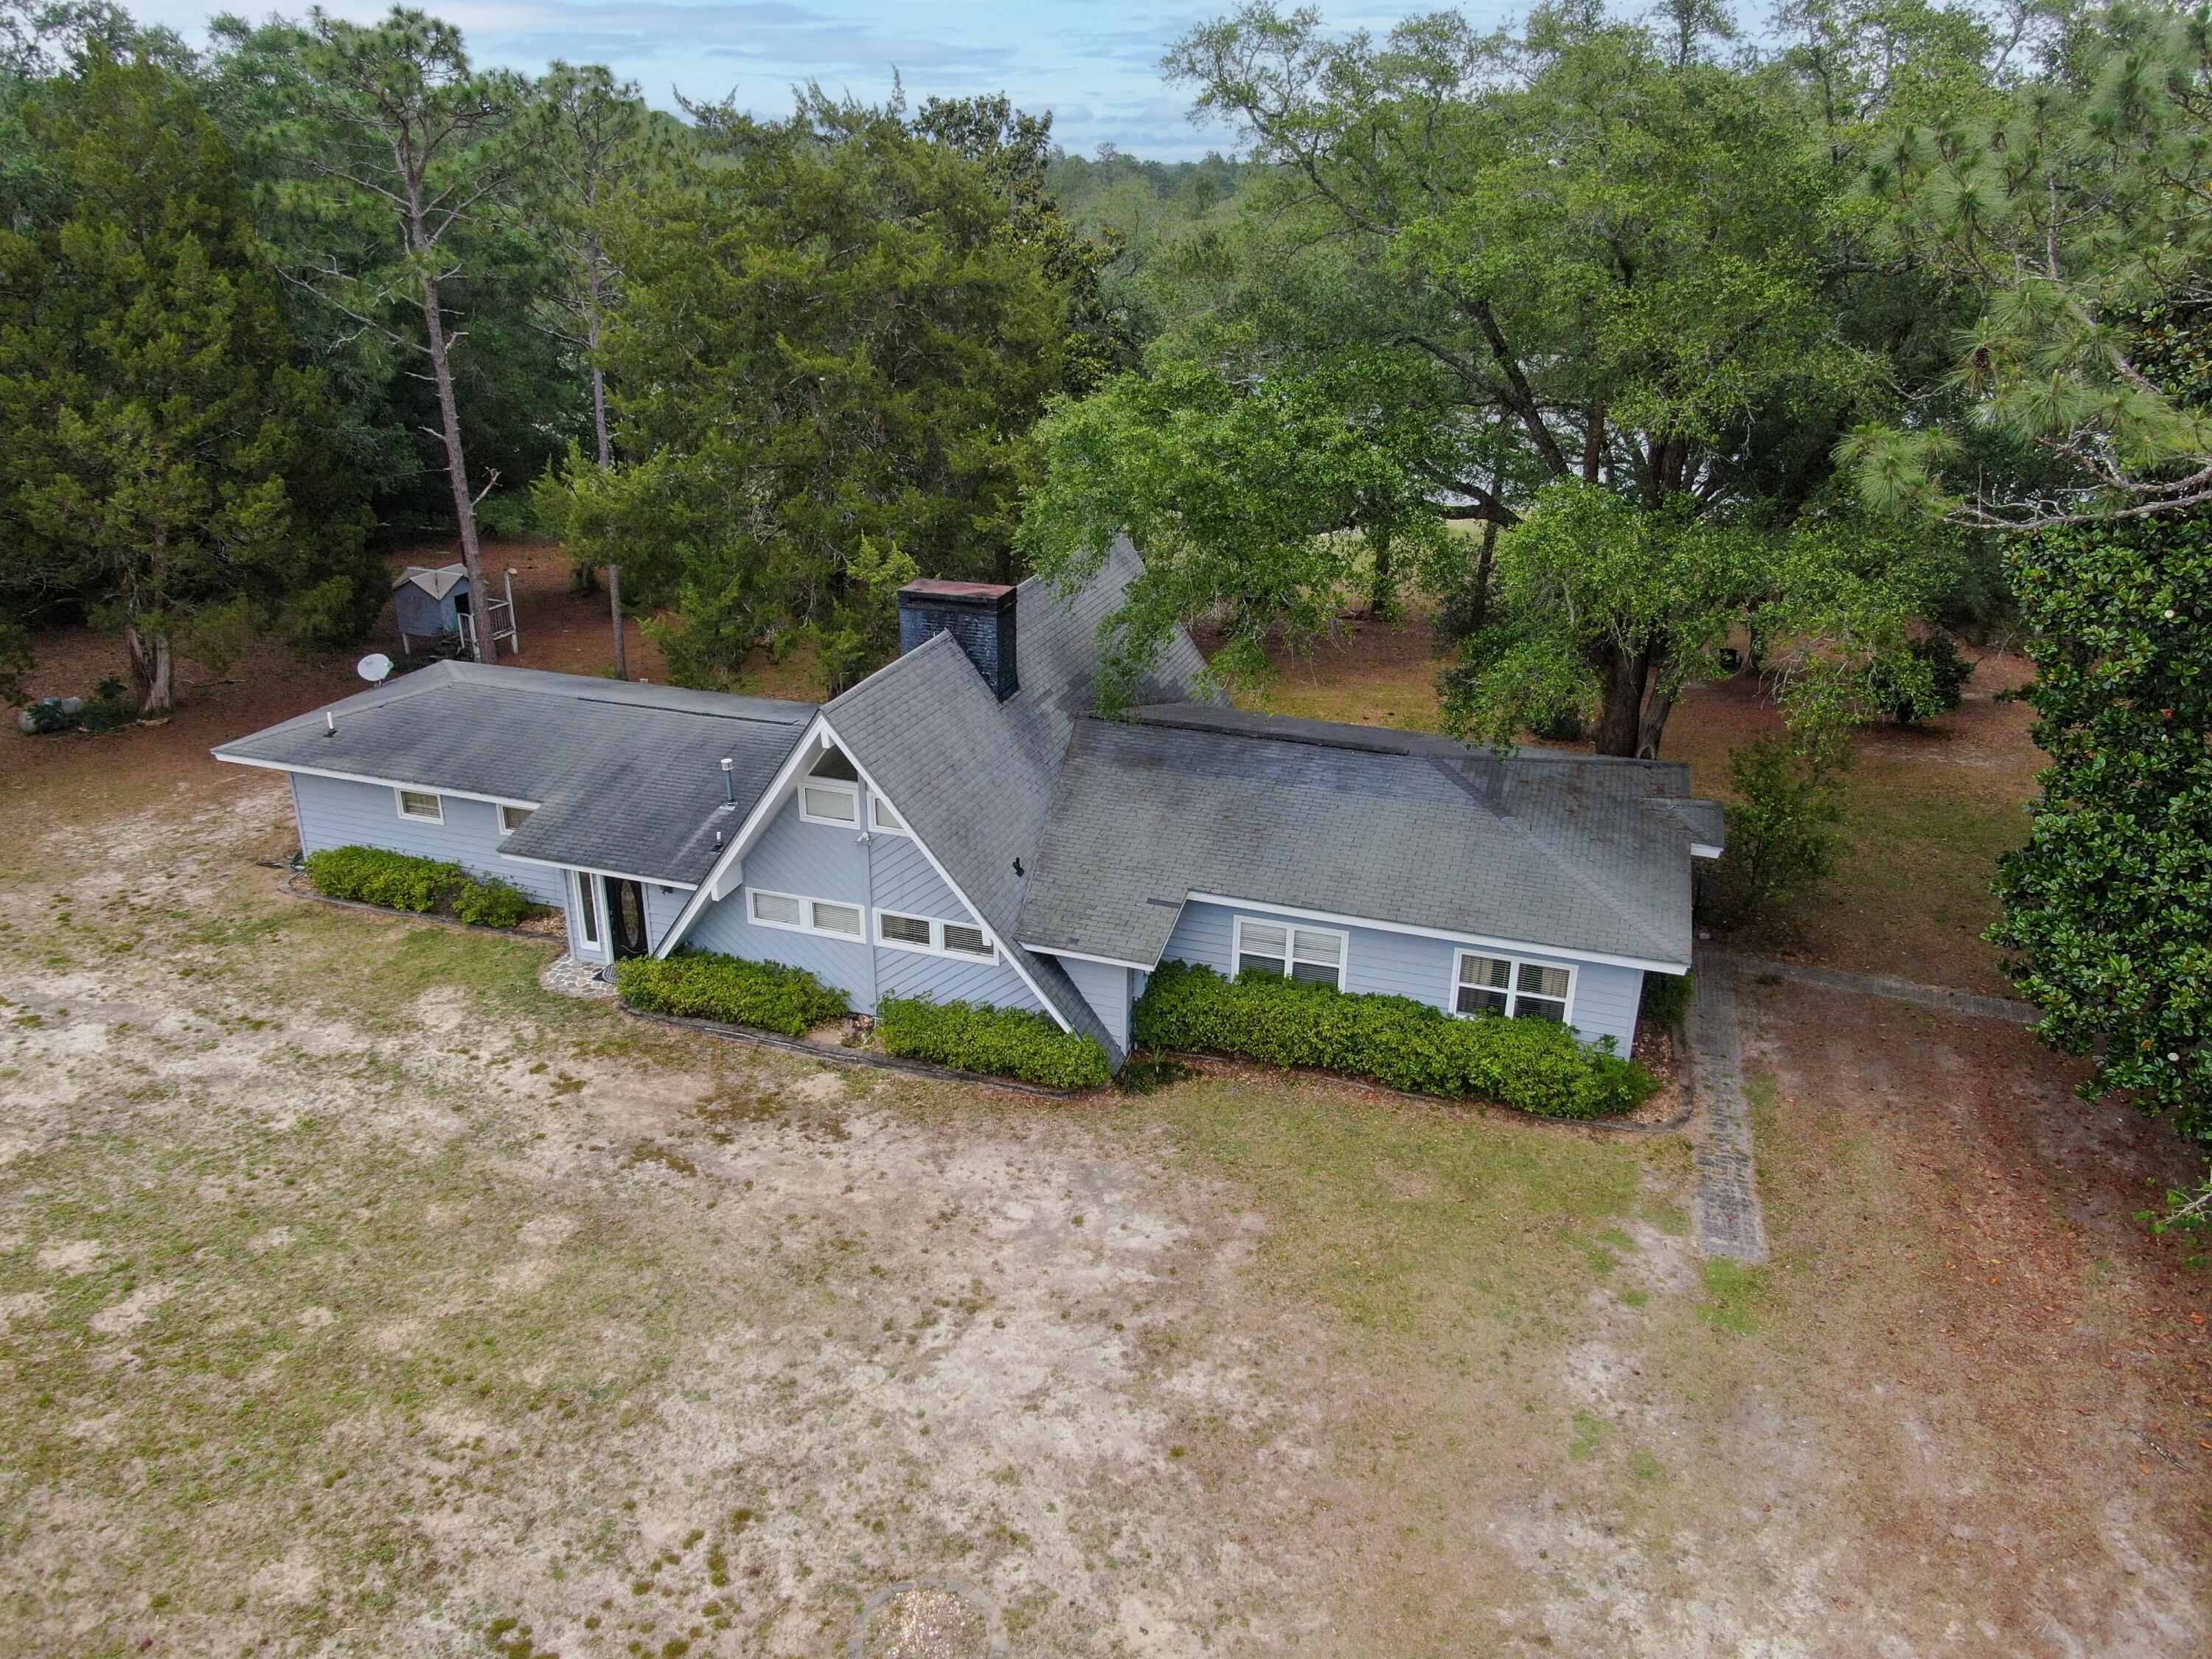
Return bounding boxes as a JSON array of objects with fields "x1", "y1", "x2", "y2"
[{"x1": 1687, "y1": 954, "x2": 1770, "y2": 1264}]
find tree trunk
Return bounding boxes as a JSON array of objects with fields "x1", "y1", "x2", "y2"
[
  {"x1": 586, "y1": 241, "x2": 613, "y2": 471},
  {"x1": 125, "y1": 622, "x2": 173, "y2": 717},
  {"x1": 1593, "y1": 644, "x2": 1649, "y2": 757},
  {"x1": 608, "y1": 562, "x2": 627, "y2": 681},
  {"x1": 1636, "y1": 676, "x2": 1677, "y2": 759},
  {"x1": 1582, "y1": 401, "x2": 1605, "y2": 484},
  {"x1": 1367, "y1": 524, "x2": 1395, "y2": 617},
  {"x1": 420, "y1": 270, "x2": 495, "y2": 662}
]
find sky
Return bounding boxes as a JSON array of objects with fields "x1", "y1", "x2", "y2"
[{"x1": 133, "y1": 0, "x2": 1490, "y2": 158}]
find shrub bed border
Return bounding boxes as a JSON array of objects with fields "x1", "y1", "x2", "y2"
[
  {"x1": 277, "y1": 870, "x2": 563, "y2": 945},
  {"x1": 619, "y1": 1006, "x2": 1083, "y2": 1099}
]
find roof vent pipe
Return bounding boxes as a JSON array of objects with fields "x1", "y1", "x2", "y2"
[
  {"x1": 720, "y1": 757, "x2": 734, "y2": 802},
  {"x1": 324, "y1": 711, "x2": 335, "y2": 739}
]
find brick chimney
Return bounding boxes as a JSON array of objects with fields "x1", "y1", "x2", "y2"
[{"x1": 896, "y1": 580, "x2": 1019, "y2": 701}]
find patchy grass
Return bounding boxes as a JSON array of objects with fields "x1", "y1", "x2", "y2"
[{"x1": 2, "y1": 682, "x2": 2206, "y2": 1654}]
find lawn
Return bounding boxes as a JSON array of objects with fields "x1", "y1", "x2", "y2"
[{"x1": 1, "y1": 599, "x2": 2205, "y2": 1655}]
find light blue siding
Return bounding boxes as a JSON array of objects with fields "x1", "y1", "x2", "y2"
[
  {"x1": 1057, "y1": 956, "x2": 1133, "y2": 1051},
  {"x1": 289, "y1": 773, "x2": 568, "y2": 908},
  {"x1": 681, "y1": 794, "x2": 1043, "y2": 1017},
  {"x1": 642, "y1": 882, "x2": 689, "y2": 949},
  {"x1": 1159, "y1": 899, "x2": 1646, "y2": 1051}
]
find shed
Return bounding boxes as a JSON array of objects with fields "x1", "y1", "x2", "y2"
[{"x1": 392, "y1": 565, "x2": 470, "y2": 653}]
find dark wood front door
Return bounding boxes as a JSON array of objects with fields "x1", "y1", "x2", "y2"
[{"x1": 604, "y1": 877, "x2": 648, "y2": 959}]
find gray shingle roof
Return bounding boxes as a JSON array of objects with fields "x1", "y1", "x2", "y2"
[
  {"x1": 823, "y1": 538, "x2": 1212, "y2": 1053},
  {"x1": 213, "y1": 661, "x2": 814, "y2": 886},
  {"x1": 1013, "y1": 711, "x2": 1717, "y2": 971}
]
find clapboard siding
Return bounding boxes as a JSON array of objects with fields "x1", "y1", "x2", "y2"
[
  {"x1": 643, "y1": 882, "x2": 689, "y2": 950},
  {"x1": 1057, "y1": 956, "x2": 1132, "y2": 1051},
  {"x1": 290, "y1": 773, "x2": 568, "y2": 908},
  {"x1": 681, "y1": 795, "x2": 1042, "y2": 1015},
  {"x1": 1160, "y1": 899, "x2": 1643, "y2": 1051},
  {"x1": 868, "y1": 833, "x2": 970, "y2": 922},
  {"x1": 875, "y1": 945, "x2": 1044, "y2": 1012}
]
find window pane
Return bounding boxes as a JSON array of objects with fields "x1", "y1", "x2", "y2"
[
  {"x1": 1237, "y1": 955, "x2": 1287, "y2": 979},
  {"x1": 577, "y1": 877, "x2": 599, "y2": 943},
  {"x1": 1290, "y1": 928, "x2": 1341, "y2": 967},
  {"x1": 1513, "y1": 996, "x2": 1568, "y2": 1023},
  {"x1": 879, "y1": 913, "x2": 931, "y2": 947},
  {"x1": 399, "y1": 790, "x2": 440, "y2": 819},
  {"x1": 1517, "y1": 963, "x2": 1571, "y2": 1001},
  {"x1": 809, "y1": 746, "x2": 858, "y2": 781},
  {"x1": 870, "y1": 796, "x2": 904, "y2": 832},
  {"x1": 812, "y1": 900, "x2": 862, "y2": 936},
  {"x1": 942, "y1": 923, "x2": 990, "y2": 957},
  {"x1": 1458, "y1": 954, "x2": 1512, "y2": 991},
  {"x1": 1239, "y1": 922, "x2": 1288, "y2": 959},
  {"x1": 499, "y1": 804, "x2": 532, "y2": 832},
  {"x1": 801, "y1": 785, "x2": 856, "y2": 823},
  {"x1": 1290, "y1": 959, "x2": 1339, "y2": 986},
  {"x1": 751, "y1": 891, "x2": 801, "y2": 927},
  {"x1": 1455, "y1": 984, "x2": 1508, "y2": 1016}
]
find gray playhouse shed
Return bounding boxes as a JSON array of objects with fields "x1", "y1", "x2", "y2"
[{"x1": 392, "y1": 565, "x2": 470, "y2": 653}]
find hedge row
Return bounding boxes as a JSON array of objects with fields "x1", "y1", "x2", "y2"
[
  {"x1": 877, "y1": 996, "x2": 1114, "y2": 1090},
  {"x1": 1130, "y1": 961, "x2": 1655, "y2": 1119},
  {"x1": 305, "y1": 844, "x2": 536, "y2": 929},
  {"x1": 615, "y1": 948, "x2": 848, "y2": 1037}
]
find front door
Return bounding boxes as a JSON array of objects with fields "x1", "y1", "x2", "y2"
[{"x1": 604, "y1": 877, "x2": 648, "y2": 959}]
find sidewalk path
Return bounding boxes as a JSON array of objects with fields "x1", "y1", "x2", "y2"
[
  {"x1": 1708, "y1": 950, "x2": 2036, "y2": 1026},
  {"x1": 1687, "y1": 954, "x2": 1770, "y2": 1264}
]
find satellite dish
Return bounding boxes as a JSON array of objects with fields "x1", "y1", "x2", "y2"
[{"x1": 356, "y1": 653, "x2": 394, "y2": 684}]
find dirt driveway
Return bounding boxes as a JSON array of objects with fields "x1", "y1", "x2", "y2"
[{"x1": 0, "y1": 765, "x2": 2205, "y2": 1657}]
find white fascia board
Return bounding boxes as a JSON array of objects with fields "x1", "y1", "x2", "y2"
[
  {"x1": 652, "y1": 716, "x2": 832, "y2": 958},
  {"x1": 818, "y1": 714, "x2": 1072, "y2": 1034},
  {"x1": 1691, "y1": 844, "x2": 1724, "y2": 860},
  {"x1": 212, "y1": 751, "x2": 539, "y2": 811},
  {"x1": 1181, "y1": 891, "x2": 1688, "y2": 975},
  {"x1": 498, "y1": 852, "x2": 696, "y2": 891},
  {"x1": 1018, "y1": 943, "x2": 1152, "y2": 973}
]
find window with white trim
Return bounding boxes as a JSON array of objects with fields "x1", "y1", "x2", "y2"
[
  {"x1": 498, "y1": 804, "x2": 533, "y2": 834},
  {"x1": 749, "y1": 889, "x2": 804, "y2": 928},
  {"x1": 1233, "y1": 917, "x2": 1346, "y2": 989},
  {"x1": 942, "y1": 923, "x2": 991, "y2": 959},
  {"x1": 396, "y1": 788, "x2": 443, "y2": 823},
  {"x1": 875, "y1": 910, "x2": 996, "y2": 962},
  {"x1": 799, "y1": 780, "x2": 858, "y2": 825},
  {"x1": 877, "y1": 911, "x2": 931, "y2": 947},
  {"x1": 810, "y1": 899, "x2": 862, "y2": 937},
  {"x1": 1453, "y1": 952, "x2": 1573, "y2": 1023},
  {"x1": 574, "y1": 872, "x2": 599, "y2": 945},
  {"x1": 868, "y1": 793, "x2": 905, "y2": 834},
  {"x1": 747, "y1": 887, "x2": 867, "y2": 942}
]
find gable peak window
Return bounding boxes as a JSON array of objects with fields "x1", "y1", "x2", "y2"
[{"x1": 1234, "y1": 917, "x2": 1346, "y2": 990}]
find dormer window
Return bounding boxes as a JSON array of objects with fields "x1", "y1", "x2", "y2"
[{"x1": 800, "y1": 745, "x2": 860, "y2": 825}]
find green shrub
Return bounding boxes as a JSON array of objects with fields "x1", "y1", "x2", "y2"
[
  {"x1": 1711, "y1": 735, "x2": 1844, "y2": 924},
  {"x1": 877, "y1": 996, "x2": 1113, "y2": 1089},
  {"x1": 451, "y1": 877, "x2": 533, "y2": 929},
  {"x1": 305, "y1": 844, "x2": 543, "y2": 928},
  {"x1": 305, "y1": 845, "x2": 464, "y2": 913},
  {"x1": 1638, "y1": 970, "x2": 1695, "y2": 1029},
  {"x1": 1867, "y1": 632, "x2": 1973, "y2": 725},
  {"x1": 616, "y1": 948, "x2": 847, "y2": 1037},
  {"x1": 1130, "y1": 961, "x2": 1653, "y2": 1119}
]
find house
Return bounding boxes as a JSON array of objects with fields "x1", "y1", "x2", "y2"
[{"x1": 213, "y1": 542, "x2": 1722, "y2": 1065}]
